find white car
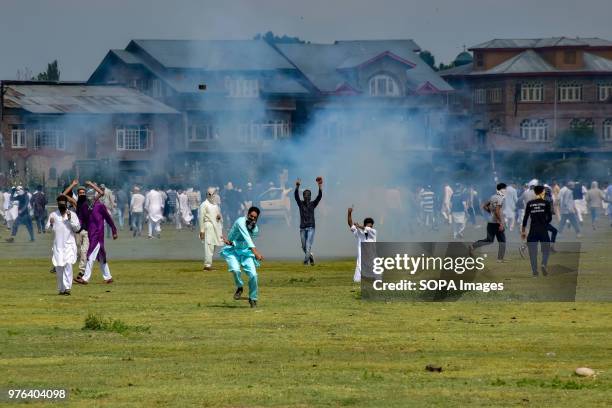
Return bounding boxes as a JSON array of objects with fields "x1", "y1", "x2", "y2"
[{"x1": 257, "y1": 187, "x2": 292, "y2": 226}]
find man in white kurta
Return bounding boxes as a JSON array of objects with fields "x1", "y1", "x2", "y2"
[
  {"x1": 145, "y1": 188, "x2": 164, "y2": 238},
  {"x1": 178, "y1": 190, "x2": 193, "y2": 228},
  {"x1": 198, "y1": 188, "x2": 224, "y2": 270},
  {"x1": 46, "y1": 195, "x2": 81, "y2": 295},
  {"x1": 348, "y1": 207, "x2": 377, "y2": 283}
]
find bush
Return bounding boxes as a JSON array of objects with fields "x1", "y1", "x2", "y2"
[{"x1": 82, "y1": 313, "x2": 149, "y2": 335}]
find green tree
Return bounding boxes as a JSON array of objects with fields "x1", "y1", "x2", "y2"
[
  {"x1": 419, "y1": 51, "x2": 436, "y2": 70},
  {"x1": 35, "y1": 60, "x2": 60, "y2": 81},
  {"x1": 254, "y1": 31, "x2": 306, "y2": 44},
  {"x1": 555, "y1": 125, "x2": 599, "y2": 149}
]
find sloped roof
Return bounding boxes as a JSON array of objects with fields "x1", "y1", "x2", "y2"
[
  {"x1": 440, "y1": 51, "x2": 612, "y2": 77},
  {"x1": 480, "y1": 50, "x2": 557, "y2": 74},
  {"x1": 470, "y1": 37, "x2": 612, "y2": 50},
  {"x1": 277, "y1": 40, "x2": 451, "y2": 93},
  {"x1": 130, "y1": 39, "x2": 294, "y2": 71},
  {"x1": 4, "y1": 83, "x2": 179, "y2": 114}
]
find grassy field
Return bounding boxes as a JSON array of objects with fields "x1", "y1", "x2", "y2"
[{"x1": 1, "y1": 252, "x2": 611, "y2": 407}]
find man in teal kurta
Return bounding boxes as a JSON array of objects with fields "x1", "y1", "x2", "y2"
[{"x1": 220, "y1": 206, "x2": 264, "y2": 308}]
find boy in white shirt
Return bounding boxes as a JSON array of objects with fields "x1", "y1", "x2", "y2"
[{"x1": 348, "y1": 207, "x2": 377, "y2": 283}]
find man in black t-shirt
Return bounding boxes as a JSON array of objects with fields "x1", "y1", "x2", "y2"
[{"x1": 521, "y1": 185, "x2": 553, "y2": 277}]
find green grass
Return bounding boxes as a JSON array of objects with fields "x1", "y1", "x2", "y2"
[{"x1": 1, "y1": 254, "x2": 611, "y2": 407}]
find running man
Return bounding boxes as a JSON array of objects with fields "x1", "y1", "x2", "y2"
[
  {"x1": 471, "y1": 183, "x2": 507, "y2": 262},
  {"x1": 220, "y1": 207, "x2": 264, "y2": 308}
]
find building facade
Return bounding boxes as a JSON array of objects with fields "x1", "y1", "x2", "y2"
[{"x1": 440, "y1": 37, "x2": 612, "y2": 154}]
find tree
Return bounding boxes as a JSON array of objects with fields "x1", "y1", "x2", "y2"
[
  {"x1": 555, "y1": 125, "x2": 599, "y2": 149},
  {"x1": 253, "y1": 31, "x2": 306, "y2": 44},
  {"x1": 419, "y1": 51, "x2": 436, "y2": 70},
  {"x1": 35, "y1": 60, "x2": 60, "y2": 81}
]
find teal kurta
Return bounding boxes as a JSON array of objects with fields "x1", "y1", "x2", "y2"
[{"x1": 220, "y1": 216, "x2": 260, "y2": 300}]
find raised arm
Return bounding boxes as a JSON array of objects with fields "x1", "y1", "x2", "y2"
[
  {"x1": 86, "y1": 181, "x2": 104, "y2": 198},
  {"x1": 347, "y1": 207, "x2": 354, "y2": 228},
  {"x1": 63, "y1": 179, "x2": 79, "y2": 196},
  {"x1": 294, "y1": 178, "x2": 301, "y2": 204},
  {"x1": 312, "y1": 176, "x2": 323, "y2": 207}
]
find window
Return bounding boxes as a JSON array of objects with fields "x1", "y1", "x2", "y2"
[
  {"x1": 488, "y1": 88, "x2": 502, "y2": 103},
  {"x1": 603, "y1": 119, "x2": 612, "y2": 141},
  {"x1": 189, "y1": 124, "x2": 218, "y2": 141},
  {"x1": 238, "y1": 120, "x2": 290, "y2": 143},
  {"x1": 475, "y1": 53, "x2": 484, "y2": 68},
  {"x1": 11, "y1": 125, "x2": 26, "y2": 149},
  {"x1": 570, "y1": 118, "x2": 594, "y2": 130},
  {"x1": 558, "y1": 81, "x2": 582, "y2": 102},
  {"x1": 563, "y1": 50, "x2": 577, "y2": 64},
  {"x1": 116, "y1": 125, "x2": 151, "y2": 151},
  {"x1": 597, "y1": 82, "x2": 612, "y2": 101},
  {"x1": 33, "y1": 126, "x2": 65, "y2": 150},
  {"x1": 151, "y1": 79, "x2": 163, "y2": 98},
  {"x1": 368, "y1": 74, "x2": 400, "y2": 97},
  {"x1": 489, "y1": 119, "x2": 503, "y2": 134},
  {"x1": 520, "y1": 82, "x2": 544, "y2": 102},
  {"x1": 225, "y1": 77, "x2": 259, "y2": 98},
  {"x1": 520, "y1": 119, "x2": 548, "y2": 142},
  {"x1": 474, "y1": 89, "x2": 486, "y2": 104}
]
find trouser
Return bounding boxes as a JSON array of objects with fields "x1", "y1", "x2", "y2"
[
  {"x1": 590, "y1": 207, "x2": 599, "y2": 224},
  {"x1": 547, "y1": 224, "x2": 558, "y2": 243},
  {"x1": 354, "y1": 257, "x2": 362, "y2": 282},
  {"x1": 56, "y1": 264, "x2": 73, "y2": 293},
  {"x1": 202, "y1": 222, "x2": 217, "y2": 267},
  {"x1": 131, "y1": 212, "x2": 143, "y2": 236},
  {"x1": 148, "y1": 219, "x2": 161, "y2": 237},
  {"x1": 225, "y1": 254, "x2": 258, "y2": 300},
  {"x1": 76, "y1": 230, "x2": 89, "y2": 272},
  {"x1": 452, "y1": 212, "x2": 466, "y2": 238},
  {"x1": 34, "y1": 213, "x2": 46, "y2": 233},
  {"x1": 191, "y1": 209, "x2": 198, "y2": 226},
  {"x1": 527, "y1": 231, "x2": 550, "y2": 276},
  {"x1": 574, "y1": 199, "x2": 586, "y2": 222},
  {"x1": 105, "y1": 213, "x2": 115, "y2": 238},
  {"x1": 11, "y1": 214, "x2": 34, "y2": 240},
  {"x1": 467, "y1": 207, "x2": 477, "y2": 225},
  {"x1": 83, "y1": 243, "x2": 112, "y2": 282},
  {"x1": 300, "y1": 227, "x2": 315, "y2": 263},
  {"x1": 473, "y1": 222, "x2": 506, "y2": 260},
  {"x1": 559, "y1": 213, "x2": 581, "y2": 235},
  {"x1": 423, "y1": 211, "x2": 434, "y2": 228},
  {"x1": 116, "y1": 208, "x2": 124, "y2": 229}
]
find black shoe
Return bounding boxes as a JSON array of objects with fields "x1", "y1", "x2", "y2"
[
  {"x1": 5, "y1": 237, "x2": 14, "y2": 243},
  {"x1": 249, "y1": 298, "x2": 257, "y2": 308},
  {"x1": 233, "y1": 287, "x2": 243, "y2": 300},
  {"x1": 50, "y1": 267, "x2": 56, "y2": 274},
  {"x1": 309, "y1": 253, "x2": 315, "y2": 266},
  {"x1": 541, "y1": 265, "x2": 548, "y2": 276}
]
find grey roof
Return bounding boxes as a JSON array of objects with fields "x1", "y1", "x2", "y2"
[
  {"x1": 480, "y1": 50, "x2": 557, "y2": 74},
  {"x1": 131, "y1": 39, "x2": 294, "y2": 71},
  {"x1": 4, "y1": 84, "x2": 179, "y2": 114},
  {"x1": 471, "y1": 37, "x2": 612, "y2": 50},
  {"x1": 277, "y1": 40, "x2": 452, "y2": 93},
  {"x1": 584, "y1": 52, "x2": 612, "y2": 71},
  {"x1": 441, "y1": 51, "x2": 612, "y2": 77}
]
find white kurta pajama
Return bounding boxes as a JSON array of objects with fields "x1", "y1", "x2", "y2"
[
  {"x1": 178, "y1": 193, "x2": 193, "y2": 228},
  {"x1": 198, "y1": 200, "x2": 223, "y2": 268},
  {"x1": 46, "y1": 210, "x2": 80, "y2": 293},
  {"x1": 351, "y1": 225, "x2": 377, "y2": 282},
  {"x1": 145, "y1": 190, "x2": 164, "y2": 237}
]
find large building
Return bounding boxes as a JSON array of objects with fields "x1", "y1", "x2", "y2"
[
  {"x1": 440, "y1": 37, "x2": 612, "y2": 154},
  {"x1": 87, "y1": 39, "x2": 454, "y2": 184},
  {"x1": 0, "y1": 81, "x2": 179, "y2": 187}
]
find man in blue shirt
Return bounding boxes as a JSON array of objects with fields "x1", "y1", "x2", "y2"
[{"x1": 221, "y1": 206, "x2": 264, "y2": 308}]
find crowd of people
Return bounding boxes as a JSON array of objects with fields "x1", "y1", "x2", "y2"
[{"x1": 1, "y1": 174, "x2": 612, "y2": 302}]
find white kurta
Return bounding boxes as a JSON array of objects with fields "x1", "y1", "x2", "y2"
[
  {"x1": 145, "y1": 190, "x2": 165, "y2": 223},
  {"x1": 178, "y1": 193, "x2": 193, "y2": 224},
  {"x1": 351, "y1": 225, "x2": 377, "y2": 282},
  {"x1": 46, "y1": 210, "x2": 80, "y2": 267},
  {"x1": 199, "y1": 200, "x2": 223, "y2": 245}
]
